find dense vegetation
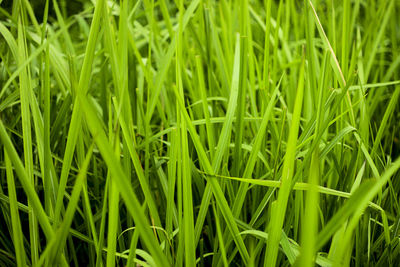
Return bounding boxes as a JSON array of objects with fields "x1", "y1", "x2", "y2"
[{"x1": 0, "y1": 0, "x2": 399, "y2": 266}]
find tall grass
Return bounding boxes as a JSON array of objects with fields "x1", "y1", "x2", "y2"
[{"x1": 0, "y1": 0, "x2": 400, "y2": 266}]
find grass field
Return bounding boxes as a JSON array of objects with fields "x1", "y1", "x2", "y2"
[{"x1": 0, "y1": 0, "x2": 400, "y2": 266}]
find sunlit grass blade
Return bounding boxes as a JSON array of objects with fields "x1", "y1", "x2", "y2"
[
  {"x1": 266, "y1": 56, "x2": 305, "y2": 267},
  {"x1": 17, "y1": 12, "x2": 39, "y2": 264}
]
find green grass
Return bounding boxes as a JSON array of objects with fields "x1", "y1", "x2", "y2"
[{"x1": 0, "y1": 0, "x2": 400, "y2": 266}]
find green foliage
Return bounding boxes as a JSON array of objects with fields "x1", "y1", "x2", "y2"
[{"x1": 0, "y1": 0, "x2": 399, "y2": 266}]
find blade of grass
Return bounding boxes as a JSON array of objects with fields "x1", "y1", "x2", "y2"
[
  {"x1": 308, "y1": 0, "x2": 356, "y2": 126},
  {"x1": 17, "y1": 12, "x2": 39, "y2": 264},
  {"x1": 4, "y1": 149, "x2": 26, "y2": 266},
  {"x1": 176, "y1": 2, "x2": 196, "y2": 264},
  {"x1": 265, "y1": 56, "x2": 305, "y2": 267},
  {"x1": 198, "y1": 171, "x2": 382, "y2": 211},
  {"x1": 232, "y1": 0, "x2": 249, "y2": 176},
  {"x1": 106, "y1": 133, "x2": 121, "y2": 267}
]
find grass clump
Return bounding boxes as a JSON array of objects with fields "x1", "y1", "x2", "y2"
[{"x1": 0, "y1": 0, "x2": 400, "y2": 266}]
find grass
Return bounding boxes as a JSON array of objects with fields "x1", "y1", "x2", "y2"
[{"x1": 0, "y1": 0, "x2": 400, "y2": 266}]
